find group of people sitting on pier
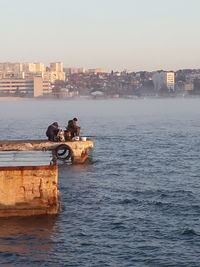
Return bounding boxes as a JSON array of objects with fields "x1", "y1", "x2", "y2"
[{"x1": 46, "y1": 118, "x2": 80, "y2": 142}]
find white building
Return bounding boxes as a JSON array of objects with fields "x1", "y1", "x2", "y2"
[
  {"x1": 88, "y1": 68, "x2": 107, "y2": 74},
  {"x1": 50, "y1": 62, "x2": 63, "y2": 72},
  {"x1": 0, "y1": 77, "x2": 52, "y2": 97},
  {"x1": 152, "y1": 71, "x2": 175, "y2": 92},
  {"x1": 65, "y1": 68, "x2": 85, "y2": 74}
]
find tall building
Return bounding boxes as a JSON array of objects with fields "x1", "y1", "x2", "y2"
[
  {"x1": 152, "y1": 71, "x2": 175, "y2": 92},
  {"x1": 0, "y1": 62, "x2": 23, "y2": 73},
  {"x1": 50, "y1": 62, "x2": 63, "y2": 72},
  {"x1": 22, "y1": 63, "x2": 36, "y2": 73},
  {"x1": 34, "y1": 62, "x2": 45, "y2": 72},
  {"x1": 166, "y1": 72, "x2": 175, "y2": 90},
  {"x1": 49, "y1": 62, "x2": 65, "y2": 81},
  {"x1": 21, "y1": 62, "x2": 45, "y2": 73}
]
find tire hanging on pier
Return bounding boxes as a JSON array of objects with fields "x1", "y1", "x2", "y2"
[{"x1": 55, "y1": 144, "x2": 72, "y2": 161}]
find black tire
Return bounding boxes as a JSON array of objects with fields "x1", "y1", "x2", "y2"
[{"x1": 55, "y1": 144, "x2": 72, "y2": 161}]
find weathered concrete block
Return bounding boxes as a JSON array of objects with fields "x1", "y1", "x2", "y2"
[{"x1": 0, "y1": 165, "x2": 59, "y2": 217}]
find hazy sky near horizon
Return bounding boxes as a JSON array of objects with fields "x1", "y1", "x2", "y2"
[{"x1": 0, "y1": 0, "x2": 200, "y2": 71}]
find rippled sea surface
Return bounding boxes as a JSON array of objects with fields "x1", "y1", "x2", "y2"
[{"x1": 0, "y1": 98, "x2": 200, "y2": 266}]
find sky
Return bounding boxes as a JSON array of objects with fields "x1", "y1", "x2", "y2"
[{"x1": 0, "y1": 0, "x2": 200, "y2": 72}]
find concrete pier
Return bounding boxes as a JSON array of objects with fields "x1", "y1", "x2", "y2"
[
  {"x1": 0, "y1": 139, "x2": 94, "y2": 164},
  {"x1": 0, "y1": 165, "x2": 59, "y2": 217},
  {"x1": 0, "y1": 139, "x2": 94, "y2": 217}
]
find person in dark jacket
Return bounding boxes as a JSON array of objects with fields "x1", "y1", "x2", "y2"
[
  {"x1": 66, "y1": 118, "x2": 80, "y2": 138},
  {"x1": 46, "y1": 122, "x2": 59, "y2": 141}
]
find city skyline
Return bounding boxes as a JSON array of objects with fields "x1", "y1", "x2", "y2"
[
  {"x1": 0, "y1": 60, "x2": 199, "y2": 73},
  {"x1": 2, "y1": 60, "x2": 200, "y2": 99},
  {"x1": 0, "y1": 0, "x2": 200, "y2": 71}
]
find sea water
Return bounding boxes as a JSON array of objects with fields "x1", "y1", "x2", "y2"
[{"x1": 0, "y1": 98, "x2": 200, "y2": 266}]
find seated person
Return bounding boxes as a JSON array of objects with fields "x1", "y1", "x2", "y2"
[
  {"x1": 46, "y1": 122, "x2": 59, "y2": 141},
  {"x1": 65, "y1": 118, "x2": 80, "y2": 139}
]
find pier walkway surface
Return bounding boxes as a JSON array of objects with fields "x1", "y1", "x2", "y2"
[
  {"x1": 0, "y1": 139, "x2": 93, "y2": 152},
  {"x1": 0, "y1": 139, "x2": 94, "y2": 164}
]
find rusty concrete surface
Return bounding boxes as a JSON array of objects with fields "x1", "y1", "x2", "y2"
[{"x1": 0, "y1": 165, "x2": 59, "y2": 217}]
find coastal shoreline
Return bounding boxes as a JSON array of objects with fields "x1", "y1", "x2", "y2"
[{"x1": 0, "y1": 97, "x2": 34, "y2": 101}]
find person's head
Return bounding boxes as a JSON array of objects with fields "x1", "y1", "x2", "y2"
[
  {"x1": 73, "y1": 118, "x2": 78, "y2": 122},
  {"x1": 52, "y1": 122, "x2": 58, "y2": 127}
]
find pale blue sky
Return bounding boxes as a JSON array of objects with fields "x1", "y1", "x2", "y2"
[{"x1": 0, "y1": 0, "x2": 200, "y2": 71}]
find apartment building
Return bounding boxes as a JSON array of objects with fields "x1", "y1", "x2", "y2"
[
  {"x1": 0, "y1": 62, "x2": 23, "y2": 73},
  {"x1": 50, "y1": 62, "x2": 63, "y2": 72},
  {"x1": 0, "y1": 61, "x2": 67, "y2": 97},
  {"x1": 49, "y1": 62, "x2": 65, "y2": 81},
  {"x1": 65, "y1": 68, "x2": 85, "y2": 74},
  {"x1": 152, "y1": 71, "x2": 175, "y2": 91},
  {"x1": 34, "y1": 62, "x2": 45, "y2": 72},
  {"x1": 0, "y1": 77, "x2": 52, "y2": 97},
  {"x1": 88, "y1": 68, "x2": 107, "y2": 74}
]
